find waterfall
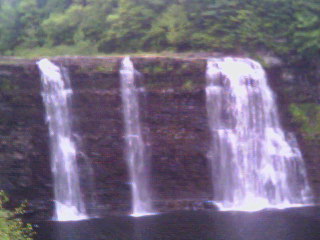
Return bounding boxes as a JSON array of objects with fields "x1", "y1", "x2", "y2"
[
  {"x1": 37, "y1": 58, "x2": 87, "y2": 221},
  {"x1": 120, "y1": 57, "x2": 153, "y2": 216},
  {"x1": 206, "y1": 57, "x2": 313, "y2": 211}
]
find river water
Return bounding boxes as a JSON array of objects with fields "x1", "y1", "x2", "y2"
[{"x1": 33, "y1": 207, "x2": 320, "y2": 240}]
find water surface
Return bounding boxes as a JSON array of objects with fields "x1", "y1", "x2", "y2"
[{"x1": 33, "y1": 207, "x2": 320, "y2": 240}]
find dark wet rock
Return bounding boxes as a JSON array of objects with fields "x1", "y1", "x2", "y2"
[{"x1": 154, "y1": 199, "x2": 217, "y2": 212}]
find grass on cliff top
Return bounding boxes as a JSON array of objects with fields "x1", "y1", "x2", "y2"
[
  {"x1": 10, "y1": 42, "x2": 214, "y2": 59},
  {"x1": 12, "y1": 44, "x2": 169, "y2": 58}
]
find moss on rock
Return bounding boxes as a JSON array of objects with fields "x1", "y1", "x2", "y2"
[{"x1": 289, "y1": 103, "x2": 320, "y2": 141}]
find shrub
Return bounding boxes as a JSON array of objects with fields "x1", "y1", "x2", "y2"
[
  {"x1": 0, "y1": 191, "x2": 34, "y2": 240},
  {"x1": 289, "y1": 103, "x2": 320, "y2": 141}
]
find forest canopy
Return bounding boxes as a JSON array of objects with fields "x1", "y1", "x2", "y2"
[{"x1": 0, "y1": 0, "x2": 319, "y2": 63}]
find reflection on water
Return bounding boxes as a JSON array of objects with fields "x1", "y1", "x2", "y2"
[
  {"x1": 53, "y1": 220, "x2": 94, "y2": 240},
  {"x1": 33, "y1": 207, "x2": 320, "y2": 240}
]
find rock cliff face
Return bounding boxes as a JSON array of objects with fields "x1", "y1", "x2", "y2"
[{"x1": 0, "y1": 56, "x2": 318, "y2": 218}]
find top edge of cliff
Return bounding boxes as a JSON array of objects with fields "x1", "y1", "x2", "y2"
[{"x1": 0, "y1": 52, "x2": 283, "y2": 68}]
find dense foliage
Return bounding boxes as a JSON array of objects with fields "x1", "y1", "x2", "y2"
[
  {"x1": 0, "y1": 191, "x2": 34, "y2": 240},
  {"x1": 0, "y1": 0, "x2": 319, "y2": 61}
]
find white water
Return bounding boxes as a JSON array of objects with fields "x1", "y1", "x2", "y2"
[
  {"x1": 37, "y1": 58, "x2": 87, "y2": 221},
  {"x1": 206, "y1": 57, "x2": 313, "y2": 211},
  {"x1": 120, "y1": 57, "x2": 154, "y2": 217}
]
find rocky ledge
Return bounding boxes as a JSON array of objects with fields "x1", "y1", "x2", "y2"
[{"x1": 0, "y1": 56, "x2": 318, "y2": 218}]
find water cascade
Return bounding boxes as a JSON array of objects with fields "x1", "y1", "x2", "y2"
[
  {"x1": 206, "y1": 57, "x2": 313, "y2": 211},
  {"x1": 120, "y1": 57, "x2": 153, "y2": 216},
  {"x1": 37, "y1": 58, "x2": 87, "y2": 221}
]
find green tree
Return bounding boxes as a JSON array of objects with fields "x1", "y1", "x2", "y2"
[
  {"x1": 98, "y1": 0, "x2": 154, "y2": 52},
  {"x1": 40, "y1": 0, "x2": 72, "y2": 15},
  {"x1": 146, "y1": 4, "x2": 192, "y2": 51},
  {"x1": 0, "y1": 1, "x2": 20, "y2": 54},
  {"x1": 0, "y1": 0, "x2": 319, "y2": 62},
  {"x1": 77, "y1": 0, "x2": 116, "y2": 44},
  {"x1": 292, "y1": 1, "x2": 320, "y2": 58},
  {"x1": 16, "y1": 0, "x2": 43, "y2": 48},
  {"x1": 41, "y1": 4, "x2": 85, "y2": 46}
]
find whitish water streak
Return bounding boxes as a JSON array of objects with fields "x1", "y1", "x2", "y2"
[
  {"x1": 37, "y1": 58, "x2": 87, "y2": 221},
  {"x1": 120, "y1": 56, "x2": 153, "y2": 216},
  {"x1": 206, "y1": 57, "x2": 313, "y2": 211}
]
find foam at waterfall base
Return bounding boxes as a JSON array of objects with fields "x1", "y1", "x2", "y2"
[
  {"x1": 54, "y1": 201, "x2": 88, "y2": 222},
  {"x1": 213, "y1": 194, "x2": 313, "y2": 212},
  {"x1": 130, "y1": 211, "x2": 159, "y2": 218}
]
